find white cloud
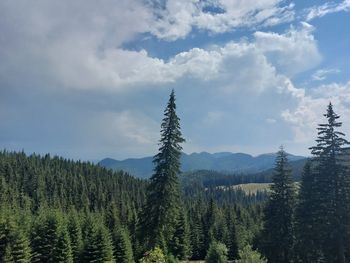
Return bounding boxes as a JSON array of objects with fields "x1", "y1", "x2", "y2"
[
  {"x1": 312, "y1": 68, "x2": 341, "y2": 81},
  {"x1": 282, "y1": 82, "x2": 350, "y2": 144},
  {"x1": 1, "y1": 0, "x2": 338, "y2": 158},
  {"x1": 150, "y1": 0, "x2": 295, "y2": 40},
  {"x1": 254, "y1": 22, "x2": 321, "y2": 77},
  {"x1": 305, "y1": 0, "x2": 350, "y2": 21},
  {"x1": 0, "y1": 3, "x2": 319, "y2": 92}
]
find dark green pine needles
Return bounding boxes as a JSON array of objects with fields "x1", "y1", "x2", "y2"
[
  {"x1": 297, "y1": 103, "x2": 350, "y2": 263},
  {"x1": 140, "y1": 89, "x2": 185, "y2": 253},
  {"x1": 0, "y1": 216, "x2": 31, "y2": 263},
  {"x1": 260, "y1": 147, "x2": 295, "y2": 263}
]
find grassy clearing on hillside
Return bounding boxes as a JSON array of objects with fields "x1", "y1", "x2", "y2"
[
  {"x1": 215, "y1": 182, "x2": 301, "y2": 195},
  {"x1": 214, "y1": 183, "x2": 271, "y2": 194},
  {"x1": 232, "y1": 183, "x2": 271, "y2": 194}
]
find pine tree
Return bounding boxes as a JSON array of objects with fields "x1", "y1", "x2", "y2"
[
  {"x1": 170, "y1": 208, "x2": 191, "y2": 260},
  {"x1": 140, "y1": 90, "x2": 185, "y2": 251},
  {"x1": 294, "y1": 160, "x2": 324, "y2": 262},
  {"x1": 203, "y1": 198, "x2": 217, "y2": 252},
  {"x1": 31, "y1": 213, "x2": 60, "y2": 262},
  {"x1": 95, "y1": 227, "x2": 114, "y2": 263},
  {"x1": 31, "y1": 212, "x2": 72, "y2": 263},
  {"x1": 105, "y1": 203, "x2": 120, "y2": 231},
  {"x1": 82, "y1": 216, "x2": 115, "y2": 263},
  {"x1": 54, "y1": 228, "x2": 73, "y2": 263},
  {"x1": 112, "y1": 226, "x2": 135, "y2": 263},
  {"x1": 308, "y1": 103, "x2": 350, "y2": 263},
  {"x1": 189, "y1": 208, "x2": 205, "y2": 260},
  {"x1": 0, "y1": 216, "x2": 31, "y2": 263},
  {"x1": 260, "y1": 147, "x2": 295, "y2": 263},
  {"x1": 68, "y1": 212, "x2": 83, "y2": 263},
  {"x1": 226, "y1": 209, "x2": 239, "y2": 260}
]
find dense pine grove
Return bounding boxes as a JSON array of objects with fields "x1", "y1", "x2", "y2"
[
  {"x1": 1, "y1": 91, "x2": 350, "y2": 263},
  {"x1": 0, "y1": 150, "x2": 263, "y2": 262}
]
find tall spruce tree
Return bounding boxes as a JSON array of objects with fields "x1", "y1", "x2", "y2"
[
  {"x1": 0, "y1": 216, "x2": 31, "y2": 263},
  {"x1": 226, "y1": 209, "x2": 239, "y2": 260},
  {"x1": 308, "y1": 103, "x2": 350, "y2": 263},
  {"x1": 140, "y1": 90, "x2": 185, "y2": 251},
  {"x1": 54, "y1": 228, "x2": 73, "y2": 263},
  {"x1": 260, "y1": 147, "x2": 295, "y2": 263},
  {"x1": 169, "y1": 208, "x2": 191, "y2": 260},
  {"x1": 294, "y1": 160, "x2": 324, "y2": 262},
  {"x1": 68, "y1": 212, "x2": 83, "y2": 263},
  {"x1": 81, "y1": 216, "x2": 115, "y2": 263},
  {"x1": 190, "y1": 206, "x2": 205, "y2": 260},
  {"x1": 112, "y1": 226, "x2": 135, "y2": 263},
  {"x1": 31, "y1": 213, "x2": 61, "y2": 263}
]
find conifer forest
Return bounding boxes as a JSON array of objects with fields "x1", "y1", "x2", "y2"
[{"x1": 1, "y1": 89, "x2": 350, "y2": 263}]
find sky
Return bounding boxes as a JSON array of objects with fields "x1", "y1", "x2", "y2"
[{"x1": 1, "y1": 0, "x2": 350, "y2": 161}]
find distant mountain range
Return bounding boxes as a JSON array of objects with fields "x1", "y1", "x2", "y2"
[{"x1": 99, "y1": 152, "x2": 306, "y2": 178}]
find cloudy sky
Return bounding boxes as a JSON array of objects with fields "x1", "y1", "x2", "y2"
[{"x1": 1, "y1": 0, "x2": 350, "y2": 161}]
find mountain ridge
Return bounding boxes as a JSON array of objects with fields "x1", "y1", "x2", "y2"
[{"x1": 99, "y1": 151, "x2": 306, "y2": 178}]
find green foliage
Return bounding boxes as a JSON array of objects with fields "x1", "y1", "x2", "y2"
[
  {"x1": 237, "y1": 245, "x2": 267, "y2": 263},
  {"x1": 226, "y1": 209, "x2": 239, "y2": 260},
  {"x1": 140, "y1": 90, "x2": 185, "y2": 251},
  {"x1": 31, "y1": 212, "x2": 65, "y2": 263},
  {"x1": 165, "y1": 254, "x2": 179, "y2": 263},
  {"x1": 294, "y1": 160, "x2": 324, "y2": 262},
  {"x1": 0, "y1": 215, "x2": 31, "y2": 263},
  {"x1": 0, "y1": 150, "x2": 146, "y2": 214},
  {"x1": 0, "y1": 149, "x2": 264, "y2": 262},
  {"x1": 112, "y1": 226, "x2": 135, "y2": 263},
  {"x1": 139, "y1": 247, "x2": 166, "y2": 263},
  {"x1": 55, "y1": 228, "x2": 73, "y2": 263},
  {"x1": 297, "y1": 103, "x2": 350, "y2": 262},
  {"x1": 169, "y1": 208, "x2": 191, "y2": 260},
  {"x1": 67, "y1": 212, "x2": 83, "y2": 262},
  {"x1": 205, "y1": 241, "x2": 228, "y2": 263},
  {"x1": 82, "y1": 216, "x2": 115, "y2": 263},
  {"x1": 260, "y1": 147, "x2": 295, "y2": 263}
]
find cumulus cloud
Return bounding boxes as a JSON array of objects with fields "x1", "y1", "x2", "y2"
[
  {"x1": 282, "y1": 82, "x2": 350, "y2": 144},
  {"x1": 149, "y1": 0, "x2": 295, "y2": 40},
  {"x1": 0, "y1": 2, "x2": 319, "y2": 92},
  {"x1": 254, "y1": 22, "x2": 321, "y2": 77},
  {"x1": 305, "y1": 0, "x2": 350, "y2": 21},
  {"x1": 1, "y1": 0, "x2": 340, "y2": 159}
]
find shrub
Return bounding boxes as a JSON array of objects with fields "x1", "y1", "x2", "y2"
[
  {"x1": 237, "y1": 245, "x2": 267, "y2": 263},
  {"x1": 205, "y1": 242, "x2": 228, "y2": 263},
  {"x1": 166, "y1": 254, "x2": 179, "y2": 263},
  {"x1": 139, "y1": 247, "x2": 165, "y2": 263}
]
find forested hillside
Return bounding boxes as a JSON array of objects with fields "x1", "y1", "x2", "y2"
[
  {"x1": 0, "y1": 150, "x2": 264, "y2": 262},
  {"x1": 180, "y1": 157, "x2": 306, "y2": 189}
]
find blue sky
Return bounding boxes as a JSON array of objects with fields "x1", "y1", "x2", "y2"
[{"x1": 1, "y1": 0, "x2": 350, "y2": 161}]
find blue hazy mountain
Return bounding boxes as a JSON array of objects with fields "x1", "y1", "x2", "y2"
[{"x1": 99, "y1": 152, "x2": 306, "y2": 178}]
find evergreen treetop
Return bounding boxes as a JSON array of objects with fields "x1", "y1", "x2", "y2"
[
  {"x1": 140, "y1": 90, "x2": 185, "y2": 251},
  {"x1": 306, "y1": 102, "x2": 350, "y2": 263},
  {"x1": 260, "y1": 147, "x2": 295, "y2": 263}
]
